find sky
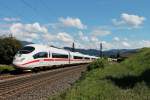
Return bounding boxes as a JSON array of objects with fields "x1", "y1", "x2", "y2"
[{"x1": 0, "y1": 0, "x2": 149, "y2": 50}]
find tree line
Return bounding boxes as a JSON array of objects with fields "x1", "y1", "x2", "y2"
[{"x1": 0, "y1": 35, "x2": 22, "y2": 64}]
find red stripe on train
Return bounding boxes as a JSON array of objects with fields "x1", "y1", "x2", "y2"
[
  {"x1": 22, "y1": 60, "x2": 40, "y2": 65},
  {"x1": 22, "y1": 58, "x2": 90, "y2": 66},
  {"x1": 44, "y1": 59, "x2": 54, "y2": 61}
]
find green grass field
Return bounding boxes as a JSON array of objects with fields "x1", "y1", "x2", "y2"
[
  {"x1": 49, "y1": 48, "x2": 150, "y2": 100},
  {"x1": 0, "y1": 65, "x2": 15, "y2": 72}
]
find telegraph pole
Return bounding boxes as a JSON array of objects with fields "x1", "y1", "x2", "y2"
[
  {"x1": 9, "y1": 33, "x2": 13, "y2": 38},
  {"x1": 72, "y1": 42, "x2": 75, "y2": 52},
  {"x1": 100, "y1": 43, "x2": 103, "y2": 58}
]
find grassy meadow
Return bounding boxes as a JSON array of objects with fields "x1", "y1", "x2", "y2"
[
  {"x1": 0, "y1": 65, "x2": 15, "y2": 73},
  {"x1": 49, "y1": 48, "x2": 150, "y2": 100}
]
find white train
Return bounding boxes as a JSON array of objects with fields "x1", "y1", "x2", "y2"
[{"x1": 13, "y1": 44, "x2": 98, "y2": 70}]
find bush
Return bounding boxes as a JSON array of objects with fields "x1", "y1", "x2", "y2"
[
  {"x1": 0, "y1": 35, "x2": 22, "y2": 64},
  {"x1": 87, "y1": 58, "x2": 105, "y2": 71}
]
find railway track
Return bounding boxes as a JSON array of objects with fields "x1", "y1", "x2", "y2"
[
  {"x1": 0, "y1": 74, "x2": 16, "y2": 80},
  {"x1": 0, "y1": 64, "x2": 87, "y2": 100},
  {"x1": 0, "y1": 64, "x2": 86, "y2": 80},
  {"x1": 0, "y1": 72, "x2": 32, "y2": 80}
]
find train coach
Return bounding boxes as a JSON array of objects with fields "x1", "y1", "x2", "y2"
[{"x1": 13, "y1": 44, "x2": 98, "y2": 70}]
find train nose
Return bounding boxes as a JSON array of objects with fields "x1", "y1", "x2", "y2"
[
  {"x1": 12, "y1": 57, "x2": 26, "y2": 68},
  {"x1": 13, "y1": 56, "x2": 26, "y2": 63},
  {"x1": 12, "y1": 60, "x2": 28, "y2": 69}
]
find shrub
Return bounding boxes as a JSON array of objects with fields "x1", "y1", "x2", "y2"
[
  {"x1": 0, "y1": 35, "x2": 22, "y2": 64},
  {"x1": 87, "y1": 58, "x2": 105, "y2": 71}
]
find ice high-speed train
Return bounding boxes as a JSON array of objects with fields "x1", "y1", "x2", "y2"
[{"x1": 13, "y1": 44, "x2": 98, "y2": 70}]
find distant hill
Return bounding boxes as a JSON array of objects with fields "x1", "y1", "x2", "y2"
[
  {"x1": 64, "y1": 47, "x2": 138, "y2": 57},
  {"x1": 21, "y1": 41, "x2": 34, "y2": 46}
]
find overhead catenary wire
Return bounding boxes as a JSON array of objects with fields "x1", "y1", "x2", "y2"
[
  {"x1": 40, "y1": 0, "x2": 57, "y2": 17},
  {"x1": 21, "y1": 0, "x2": 51, "y2": 22},
  {"x1": 0, "y1": 1, "x2": 36, "y2": 23}
]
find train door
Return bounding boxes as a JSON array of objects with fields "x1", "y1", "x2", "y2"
[
  {"x1": 33, "y1": 51, "x2": 49, "y2": 67},
  {"x1": 48, "y1": 51, "x2": 52, "y2": 66},
  {"x1": 68, "y1": 52, "x2": 71, "y2": 64}
]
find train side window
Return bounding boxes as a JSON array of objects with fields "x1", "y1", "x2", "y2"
[
  {"x1": 19, "y1": 46, "x2": 35, "y2": 54},
  {"x1": 74, "y1": 56, "x2": 83, "y2": 59},
  {"x1": 84, "y1": 57, "x2": 90, "y2": 60},
  {"x1": 33, "y1": 52, "x2": 48, "y2": 59},
  {"x1": 52, "y1": 53, "x2": 68, "y2": 58}
]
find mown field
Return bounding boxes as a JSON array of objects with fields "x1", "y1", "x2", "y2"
[
  {"x1": 0, "y1": 65, "x2": 15, "y2": 73},
  {"x1": 49, "y1": 48, "x2": 150, "y2": 100}
]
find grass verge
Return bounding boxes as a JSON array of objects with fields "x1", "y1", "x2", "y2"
[
  {"x1": 49, "y1": 48, "x2": 150, "y2": 100},
  {"x1": 0, "y1": 65, "x2": 15, "y2": 73}
]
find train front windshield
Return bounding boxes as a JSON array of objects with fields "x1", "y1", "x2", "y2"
[{"x1": 18, "y1": 46, "x2": 35, "y2": 54}]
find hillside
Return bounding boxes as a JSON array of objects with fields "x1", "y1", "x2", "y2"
[
  {"x1": 21, "y1": 41, "x2": 33, "y2": 46},
  {"x1": 50, "y1": 48, "x2": 150, "y2": 100},
  {"x1": 64, "y1": 47, "x2": 138, "y2": 57}
]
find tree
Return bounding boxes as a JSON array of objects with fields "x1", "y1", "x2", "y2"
[{"x1": 0, "y1": 36, "x2": 22, "y2": 64}]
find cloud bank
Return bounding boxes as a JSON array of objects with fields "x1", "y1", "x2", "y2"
[{"x1": 112, "y1": 13, "x2": 145, "y2": 28}]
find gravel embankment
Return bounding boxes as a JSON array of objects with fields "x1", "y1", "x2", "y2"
[{"x1": 6, "y1": 66, "x2": 86, "y2": 100}]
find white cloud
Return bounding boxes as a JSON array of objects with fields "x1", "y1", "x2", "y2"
[
  {"x1": 78, "y1": 31, "x2": 89, "y2": 41},
  {"x1": 59, "y1": 17, "x2": 87, "y2": 29},
  {"x1": 74, "y1": 29, "x2": 112, "y2": 50},
  {"x1": 3, "y1": 17, "x2": 21, "y2": 22},
  {"x1": 0, "y1": 30, "x2": 10, "y2": 35},
  {"x1": 122, "y1": 41, "x2": 131, "y2": 47},
  {"x1": 25, "y1": 23, "x2": 48, "y2": 33},
  {"x1": 42, "y1": 33, "x2": 56, "y2": 41},
  {"x1": 0, "y1": 23, "x2": 12, "y2": 28},
  {"x1": 42, "y1": 32, "x2": 74, "y2": 47},
  {"x1": 91, "y1": 36, "x2": 99, "y2": 42},
  {"x1": 24, "y1": 38, "x2": 33, "y2": 42},
  {"x1": 113, "y1": 37, "x2": 120, "y2": 41},
  {"x1": 140, "y1": 40, "x2": 150, "y2": 47},
  {"x1": 112, "y1": 13, "x2": 145, "y2": 28},
  {"x1": 10, "y1": 22, "x2": 48, "y2": 42},
  {"x1": 122, "y1": 13, "x2": 145, "y2": 27},
  {"x1": 4, "y1": 21, "x2": 149, "y2": 50},
  {"x1": 92, "y1": 29, "x2": 111, "y2": 37},
  {"x1": 108, "y1": 39, "x2": 150, "y2": 49},
  {"x1": 0, "y1": 23, "x2": 13, "y2": 36},
  {"x1": 57, "y1": 32, "x2": 74, "y2": 43},
  {"x1": 101, "y1": 41, "x2": 113, "y2": 49},
  {"x1": 112, "y1": 19, "x2": 124, "y2": 26}
]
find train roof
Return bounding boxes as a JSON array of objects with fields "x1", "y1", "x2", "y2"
[
  {"x1": 26, "y1": 44, "x2": 49, "y2": 51},
  {"x1": 50, "y1": 46, "x2": 69, "y2": 54},
  {"x1": 25, "y1": 44, "x2": 98, "y2": 58},
  {"x1": 26, "y1": 44, "x2": 69, "y2": 54}
]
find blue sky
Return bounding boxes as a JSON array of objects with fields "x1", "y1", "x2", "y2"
[{"x1": 0, "y1": 0, "x2": 149, "y2": 50}]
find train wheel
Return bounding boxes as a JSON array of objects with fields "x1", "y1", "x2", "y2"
[{"x1": 32, "y1": 67, "x2": 40, "y2": 73}]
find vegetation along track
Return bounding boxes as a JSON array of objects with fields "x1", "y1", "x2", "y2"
[{"x1": 0, "y1": 64, "x2": 87, "y2": 99}]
